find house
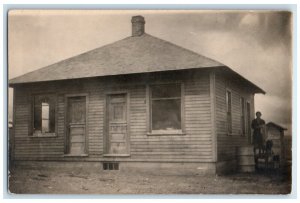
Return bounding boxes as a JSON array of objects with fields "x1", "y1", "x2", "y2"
[
  {"x1": 265, "y1": 122, "x2": 287, "y2": 165},
  {"x1": 9, "y1": 16, "x2": 265, "y2": 174}
]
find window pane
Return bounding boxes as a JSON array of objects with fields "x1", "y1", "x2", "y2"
[
  {"x1": 49, "y1": 105, "x2": 55, "y2": 133},
  {"x1": 34, "y1": 105, "x2": 41, "y2": 131},
  {"x1": 152, "y1": 99, "x2": 181, "y2": 130},
  {"x1": 241, "y1": 116, "x2": 245, "y2": 134},
  {"x1": 226, "y1": 91, "x2": 231, "y2": 112},
  {"x1": 151, "y1": 83, "x2": 181, "y2": 98},
  {"x1": 33, "y1": 95, "x2": 55, "y2": 133},
  {"x1": 241, "y1": 98, "x2": 245, "y2": 116},
  {"x1": 42, "y1": 102, "x2": 50, "y2": 132},
  {"x1": 246, "y1": 102, "x2": 251, "y2": 138},
  {"x1": 42, "y1": 102, "x2": 49, "y2": 119},
  {"x1": 227, "y1": 113, "x2": 232, "y2": 133},
  {"x1": 226, "y1": 91, "x2": 232, "y2": 134},
  {"x1": 241, "y1": 98, "x2": 245, "y2": 134}
]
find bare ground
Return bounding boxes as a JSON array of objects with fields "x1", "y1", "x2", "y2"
[{"x1": 8, "y1": 167, "x2": 291, "y2": 195}]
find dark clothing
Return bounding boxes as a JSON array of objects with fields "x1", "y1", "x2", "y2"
[{"x1": 251, "y1": 118, "x2": 265, "y2": 147}]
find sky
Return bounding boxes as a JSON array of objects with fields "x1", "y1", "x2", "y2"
[{"x1": 8, "y1": 10, "x2": 292, "y2": 135}]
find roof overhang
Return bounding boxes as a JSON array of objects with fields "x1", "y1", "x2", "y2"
[
  {"x1": 266, "y1": 122, "x2": 287, "y2": 131},
  {"x1": 9, "y1": 66, "x2": 266, "y2": 96},
  {"x1": 213, "y1": 66, "x2": 266, "y2": 94}
]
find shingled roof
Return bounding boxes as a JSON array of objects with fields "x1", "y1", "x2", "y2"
[
  {"x1": 9, "y1": 33, "x2": 223, "y2": 84},
  {"x1": 9, "y1": 16, "x2": 265, "y2": 94}
]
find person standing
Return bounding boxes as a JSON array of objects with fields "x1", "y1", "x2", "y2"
[{"x1": 251, "y1": 111, "x2": 266, "y2": 156}]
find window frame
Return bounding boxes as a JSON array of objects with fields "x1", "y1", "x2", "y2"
[
  {"x1": 246, "y1": 101, "x2": 252, "y2": 143},
  {"x1": 147, "y1": 82, "x2": 185, "y2": 136},
  {"x1": 240, "y1": 96, "x2": 246, "y2": 136},
  {"x1": 226, "y1": 89, "x2": 233, "y2": 136},
  {"x1": 31, "y1": 93, "x2": 57, "y2": 137}
]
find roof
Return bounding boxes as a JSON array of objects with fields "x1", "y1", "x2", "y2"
[
  {"x1": 9, "y1": 33, "x2": 265, "y2": 94},
  {"x1": 266, "y1": 122, "x2": 287, "y2": 131}
]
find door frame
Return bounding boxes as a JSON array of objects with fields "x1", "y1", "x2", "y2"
[
  {"x1": 104, "y1": 91, "x2": 130, "y2": 156},
  {"x1": 64, "y1": 93, "x2": 89, "y2": 155}
]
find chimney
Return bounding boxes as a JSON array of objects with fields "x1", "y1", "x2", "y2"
[{"x1": 131, "y1": 16, "x2": 145, "y2": 37}]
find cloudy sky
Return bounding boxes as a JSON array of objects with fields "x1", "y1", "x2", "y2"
[{"x1": 8, "y1": 10, "x2": 292, "y2": 134}]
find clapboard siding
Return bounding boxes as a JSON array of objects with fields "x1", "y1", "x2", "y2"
[
  {"x1": 87, "y1": 90, "x2": 104, "y2": 155},
  {"x1": 13, "y1": 71, "x2": 214, "y2": 162},
  {"x1": 13, "y1": 81, "x2": 97, "y2": 159},
  {"x1": 126, "y1": 73, "x2": 213, "y2": 162},
  {"x1": 215, "y1": 72, "x2": 255, "y2": 161}
]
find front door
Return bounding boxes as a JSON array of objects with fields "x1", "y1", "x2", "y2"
[
  {"x1": 66, "y1": 96, "x2": 86, "y2": 155},
  {"x1": 106, "y1": 94, "x2": 128, "y2": 154}
]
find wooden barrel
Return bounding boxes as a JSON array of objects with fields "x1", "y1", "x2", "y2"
[{"x1": 236, "y1": 146, "x2": 255, "y2": 173}]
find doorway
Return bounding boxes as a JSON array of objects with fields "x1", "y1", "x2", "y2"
[
  {"x1": 106, "y1": 93, "x2": 128, "y2": 155},
  {"x1": 66, "y1": 96, "x2": 87, "y2": 155}
]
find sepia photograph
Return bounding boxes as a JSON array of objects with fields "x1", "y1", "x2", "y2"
[{"x1": 7, "y1": 9, "x2": 293, "y2": 195}]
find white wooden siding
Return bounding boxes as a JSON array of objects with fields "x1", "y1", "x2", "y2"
[
  {"x1": 215, "y1": 73, "x2": 255, "y2": 161},
  {"x1": 13, "y1": 72, "x2": 214, "y2": 163}
]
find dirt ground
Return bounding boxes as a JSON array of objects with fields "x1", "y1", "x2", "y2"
[{"x1": 8, "y1": 166, "x2": 292, "y2": 195}]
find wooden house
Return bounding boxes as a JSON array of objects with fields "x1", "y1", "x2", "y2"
[
  {"x1": 9, "y1": 16, "x2": 265, "y2": 174},
  {"x1": 265, "y1": 122, "x2": 287, "y2": 165}
]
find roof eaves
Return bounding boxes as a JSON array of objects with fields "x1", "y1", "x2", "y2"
[
  {"x1": 267, "y1": 122, "x2": 287, "y2": 131},
  {"x1": 222, "y1": 66, "x2": 266, "y2": 94}
]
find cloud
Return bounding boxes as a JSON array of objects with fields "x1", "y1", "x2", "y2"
[
  {"x1": 240, "y1": 13, "x2": 260, "y2": 26},
  {"x1": 238, "y1": 12, "x2": 292, "y2": 49}
]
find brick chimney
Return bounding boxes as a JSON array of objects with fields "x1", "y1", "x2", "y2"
[{"x1": 131, "y1": 16, "x2": 145, "y2": 37}]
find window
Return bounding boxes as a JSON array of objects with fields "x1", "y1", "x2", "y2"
[
  {"x1": 150, "y1": 83, "x2": 182, "y2": 134},
  {"x1": 33, "y1": 94, "x2": 56, "y2": 136},
  {"x1": 240, "y1": 97, "x2": 246, "y2": 136},
  {"x1": 226, "y1": 90, "x2": 232, "y2": 135},
  {"x1": 246, "y1": 102, "x2": 252, "y2": 142}
]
